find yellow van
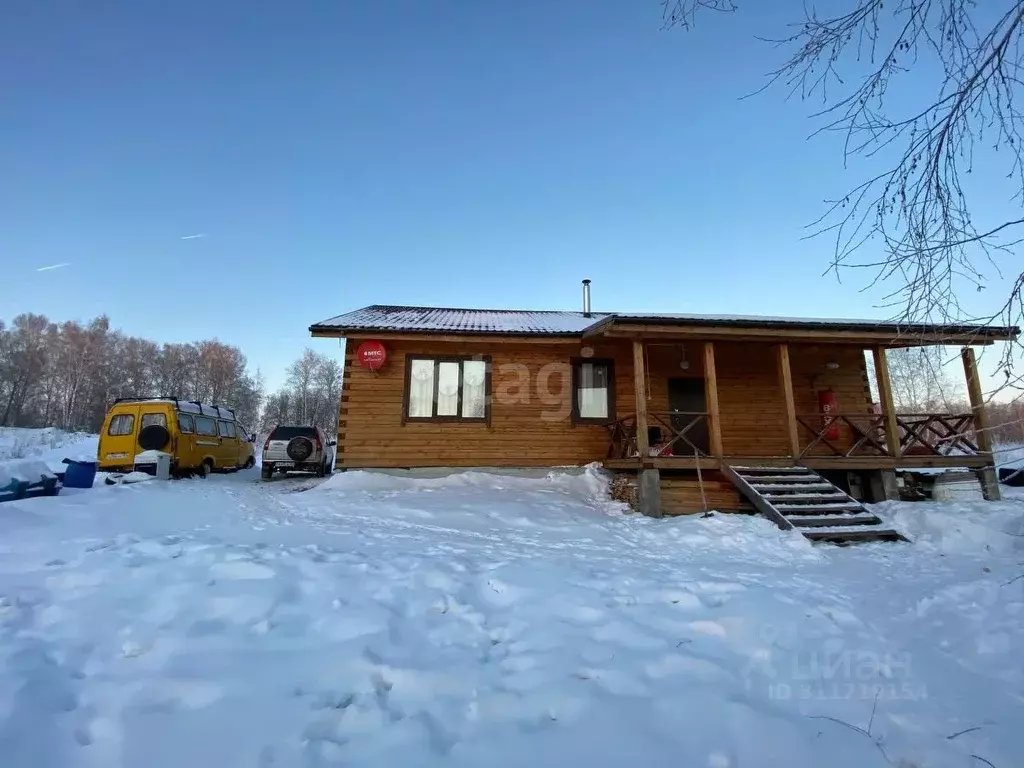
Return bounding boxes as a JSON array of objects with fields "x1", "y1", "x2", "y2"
[{"x1": 97, "y1": 398, "x2": 256, "y2": 477}]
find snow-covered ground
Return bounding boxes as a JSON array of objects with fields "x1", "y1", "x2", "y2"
[
  {"x1": 0, "y1": 427, "x2": 98, "y2": 471},
  {"x1": 1, "y1": 454, "x2": 1023, "y2": 766}
]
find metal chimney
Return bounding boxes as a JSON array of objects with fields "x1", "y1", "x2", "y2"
[{"x1": 582, "y1": 279, "x2": 592, "y2": 317}]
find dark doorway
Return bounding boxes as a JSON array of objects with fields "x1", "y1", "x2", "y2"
[{"x1": 667, "y1": 378, "x2": 709, "y2": 455}]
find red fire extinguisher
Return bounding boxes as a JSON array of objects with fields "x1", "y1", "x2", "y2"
[{"x1": 818, "y1": 389, "x2": 840, "y2": 440}]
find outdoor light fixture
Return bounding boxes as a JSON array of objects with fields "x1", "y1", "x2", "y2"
[
  {"x1": 679, "y1": 345, "x2": 690, "y2": 370},
  {"x1": 826, "y1": 361, "x2": 840, "y2": 370}
]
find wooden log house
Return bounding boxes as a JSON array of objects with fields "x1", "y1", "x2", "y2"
[{"x1": 310, "y1": 286, "x2": 1018, "y2": 523}]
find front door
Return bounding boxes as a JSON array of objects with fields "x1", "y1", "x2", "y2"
[{"x1": 667, "y1": 378, "x2": 709, "y2": 455}]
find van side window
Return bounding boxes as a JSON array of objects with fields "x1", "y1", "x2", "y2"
[
  {"x1": 218, "y1": 421, "x2": 235, "y2": 438},
  {"x1": 141, "y1": 413, "x2": 167, "y2": 429},
  {"x1": 108, "y1": 414, "x2": 135, "y2": 436},
  {"x1": 177, "y1": 414, "x2": 194, "y2": 433},
  {"x1": 194, "y1": 416, "x2": 218, "y2": 436}
]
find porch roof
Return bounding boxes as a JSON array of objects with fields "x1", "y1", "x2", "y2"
[{"x1": 310, "y1": 304, "x2": 1019, "y2": 344}]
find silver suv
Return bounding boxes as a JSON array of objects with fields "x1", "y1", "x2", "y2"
[{"x1": 261, "y1": 425, "x2": 336, "y2": 480}]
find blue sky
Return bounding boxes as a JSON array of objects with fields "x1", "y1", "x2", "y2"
[{"x1": 1, "y1": 0, "x2": 1016, "y2": 390}]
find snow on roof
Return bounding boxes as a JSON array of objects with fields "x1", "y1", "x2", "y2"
[
  {"x1": 604, "y1": 312, "x2": 1015, "y2": 337},
  {"x1": 310, "y1": 305, "x2": 610, "y2": 335},
  {"x1": 310, "y1": 305, "x2": 1019, "y2": 338},
  {"x1": 116, "y1": 398, "x2": 235, "y2": 419}
]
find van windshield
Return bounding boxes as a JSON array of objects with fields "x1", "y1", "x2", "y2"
[{"x1": 269, "y1": 426, "x2": 316, "y2": 440}]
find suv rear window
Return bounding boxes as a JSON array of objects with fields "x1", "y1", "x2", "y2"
[{"x1": 269, "y1": 426, "x2": 317, "y2": 440}]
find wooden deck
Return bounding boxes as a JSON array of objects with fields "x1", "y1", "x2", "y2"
[{"x1": 603, "y1": 453, "x2": 993, "y2": 471}]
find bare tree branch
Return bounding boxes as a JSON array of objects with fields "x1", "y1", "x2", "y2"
[{"x1": 666, "y1": 1, "x2": 1024, "y2": 392}]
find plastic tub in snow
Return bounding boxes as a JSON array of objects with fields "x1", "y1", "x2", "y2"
[{"x1": 62, "y1": 459, "x2": 98, "y2": 489}]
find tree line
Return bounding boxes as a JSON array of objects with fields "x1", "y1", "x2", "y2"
[{"x1": 0, "y1": 313, "x2": 341, "y2": 436}]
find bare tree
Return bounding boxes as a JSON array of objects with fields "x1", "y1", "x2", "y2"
[
  {"x1": 0, "y1": 313, "x2": 264, "y2": 433},
  {"x1": 264, "y1": 349, "x2": 342, "y2": 435},
  {"x1": 664, "y1": 0, "x2": 1024, "y2": 387}
]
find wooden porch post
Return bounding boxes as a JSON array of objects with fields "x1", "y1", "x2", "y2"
[
  {"x1": 961, "y1": 346, "x2": 993, "y2": 454},
  {"x1": 632, "y1": 339, "x2": 649, "y2": 459},
  {"x1": 703, "y1": 341, "x2": 724, "y2": 458},
  {"x1": 776, "y1": 344, "x2": 800, "y2": 458},
  {"x1": 872, "y1": 347, "x2": 901, "y2": 458}
]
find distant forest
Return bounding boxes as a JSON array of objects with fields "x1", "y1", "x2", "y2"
[{"x1": 0, "y1": 313, "x2": 340, "y2": 435}]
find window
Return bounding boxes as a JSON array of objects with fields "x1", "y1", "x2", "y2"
[
  {"x1": 404, "y1": 356, "x2": 490, "y2": 422},
  {"x1": 141, "y1": 413, "x2": 167, "y2": 429},
  {"x1": 194, "y1": 416, "x2": 218, "y2": 436},
  {"x1": 218, "y1": 421, "x2": 235, "y2": 438},
  {"x1": 177, "y1": 413, "x2": 194, "y2": 433},
  {"x1": 268, "y1": 426, "x2": 317, "y2": 440},
  {"x1": 572, "y1": 358, "x2": 615, "y2": 424},
  {"x1": 108, "y1": 414, "x2": 135, "y2": 436}
]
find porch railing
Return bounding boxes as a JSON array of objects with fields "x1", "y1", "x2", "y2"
[
  {"x1": 606, "y1": 411, "x2": 983, "y2": 461},
  {"x1": 796, "y1": 412, "x2": 982, "y2": 458},
  {"x1": 606, "y1": 412, "x2": 709, "y2": 459}
]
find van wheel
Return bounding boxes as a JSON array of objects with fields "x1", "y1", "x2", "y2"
[
  {"x1": 199, "y1": 460, "x2": 213, "y2": 478},
  {"x1": 244, "y1": 456, "x2": 255, "y2": 470}
]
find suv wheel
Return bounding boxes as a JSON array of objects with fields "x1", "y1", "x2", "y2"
[{"x1": 261, "y1": 464, "x2": 272, "y2": 480}]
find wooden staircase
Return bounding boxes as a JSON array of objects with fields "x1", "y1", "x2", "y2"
[{"x1": 721, "y1": 465, "x2": 906, "y2": 544}]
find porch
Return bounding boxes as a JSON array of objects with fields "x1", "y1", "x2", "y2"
[{"x1": 588, "y1": 333, "x2": 999, "y2": 513}]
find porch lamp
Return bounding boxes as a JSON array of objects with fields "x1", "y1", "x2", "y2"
[
  {"x1": 826, "y1": 361, "x2": 840, "y2": 370},
  {"x1": 678, "y1": 345, "x2": 690, "y2": 370}
]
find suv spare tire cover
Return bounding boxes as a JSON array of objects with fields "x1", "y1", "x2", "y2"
[
  {"x1": 138, "y1": 424, "x2": 171, "y2": 451},
  {"x1": 286, "y1": 437, "x2": 314, "y2": 462}
]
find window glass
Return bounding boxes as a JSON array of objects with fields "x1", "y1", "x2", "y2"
[
  {"x1": 408, "y1": 359, "x2": 435, "y2": 417},
  {"x1": 177, "y1": 413, "x2": 194, "y2": 433},
  {"x1": 268, "y1": 426, "x2": 316, "y2": 440},
  {"x1": 218, "y1": 421, "x2": 235, "y2": 438},
  {"x1": 108, "y1": 414, "x2": 135, "y2": 436},
  {"x1": 577, "y1": 362, "x2": 610, "y2": 419},
  {"x1": 141, "y1": 413, "x2": 167, "y2": 429},
  {"x1": 462, "y1": 360, "x2": 487, "y2": 418},
  {"x1": 194, "y1": 416, "x2": 218, "y2": 436},
  {"x1": 436, "y1": 361, "x2": 460, "y2": 416}
]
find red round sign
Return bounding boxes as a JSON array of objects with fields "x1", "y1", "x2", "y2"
[{"x1": 356, "y1": 340, "x2": 387, "y2": 371}]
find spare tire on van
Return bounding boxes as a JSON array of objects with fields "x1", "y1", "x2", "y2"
[{"x1": 138, "y1": 424, "x2": 171, "y2": 451}]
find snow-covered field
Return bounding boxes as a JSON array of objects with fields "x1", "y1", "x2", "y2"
[{"x1": 1, "y1": 436, "x2": 1023, "y2": 767}]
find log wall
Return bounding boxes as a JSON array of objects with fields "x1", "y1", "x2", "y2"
[{"x1": 336, "y1": 338, "x2": 874, "y2": 468}]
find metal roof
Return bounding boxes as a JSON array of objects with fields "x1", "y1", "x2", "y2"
[
  {"x1": 310, "y1": 305, "x2": 1019, "y2": 340},
  {"x1": 310, "y1": 305, "x2": 610, "y2": 336},
  {"x1": 589, "y1": 312, "x2": 1019, "y2": 339}
]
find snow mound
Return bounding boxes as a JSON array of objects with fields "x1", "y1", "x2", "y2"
[
  {"x1": 880, "y1": 497, "x2": 1024, "y2": 555},
  {"x1": 0, "y1": 427, "x2": 97, "y2": 471},
  {"x1": 0, "y1": 458, "x2": 55, "y2": 487}
]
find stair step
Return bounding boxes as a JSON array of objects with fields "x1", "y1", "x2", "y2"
[
  {"x1": 803, "y1": 528, "x2": 905, "y2": 543},
  {"x1": 764, "y1": 493, "x2": 850, "y2": 504},
  {"x1": 731, "y1": 466, "x2": 808, "y2": 474},
  {"x1": 738, "y1": 474, "x2": 820, "y2": 483},
  {"x1": 787, "y1": 514, "x2": 882, "y2": 528},
  {"x1": 775, "y1": 502, "x2": 865, "y2": 513},
  {"x1": 751, "y1": 482, "x2": 835, "y2": 492}
]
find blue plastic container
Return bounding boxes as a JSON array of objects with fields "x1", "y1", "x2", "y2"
[{"x1": 63, "y1": 460, "x2": 98, "y2": 489}]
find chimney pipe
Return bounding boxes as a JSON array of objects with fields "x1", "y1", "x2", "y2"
[{"x1": 582, "y1": 279, "x2": 592, "y2": 317}]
